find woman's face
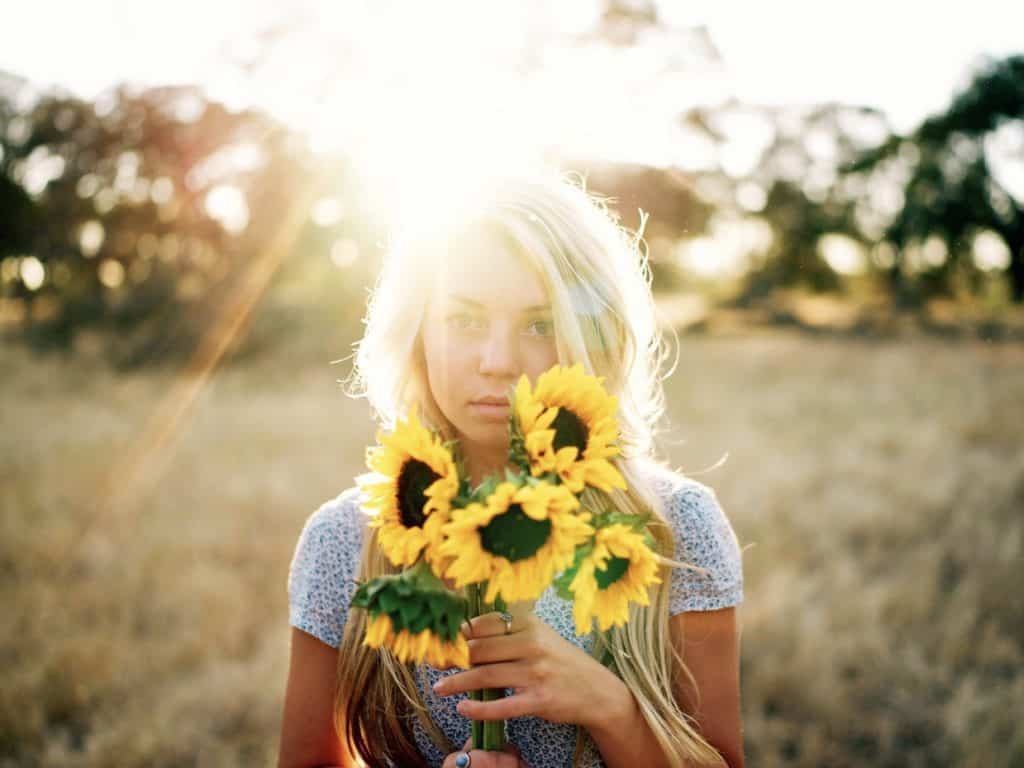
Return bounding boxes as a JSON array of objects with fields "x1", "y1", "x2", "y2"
[{"x1": 420, "y1": 235, "x2": 559, "y2": 463}]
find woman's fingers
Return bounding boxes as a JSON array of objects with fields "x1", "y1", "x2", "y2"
[
  {"x1": 462, "y1": 611, "x2": 514, "y2": 639},
  {"x1": 466, "y1": 632, "x2": 528, "y2": 665},
  {"x1": 456, "y1": 691, "x2": 536, "y2": 721},
  {"x1": 463, "y1": 605, "x2": 535, "y2": 639},
  {"x1": 434, "y1": 661, "x2": 525, "y2": 696},
  {"x1": 442, "y1": 747, "x2": 526, "y2": 768}
]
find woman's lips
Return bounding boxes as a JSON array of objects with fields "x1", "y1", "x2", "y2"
[{"x1": 469, "y1": 402, "x2": 510, "y2": 421}]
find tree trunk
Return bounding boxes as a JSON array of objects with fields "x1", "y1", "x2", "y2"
[
  {"x1": 888, "y1": 261, "x2": 916, "y2": 309},
  {"x1": 1006, "y1": 217, "x2": 1024, "y2": 303}
]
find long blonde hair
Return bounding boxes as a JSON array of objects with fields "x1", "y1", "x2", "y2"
[{"x1": 338, "y1": 171, "x2": 724, "y2": 767}]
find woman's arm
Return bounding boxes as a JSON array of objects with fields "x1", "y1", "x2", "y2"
[
  {"x1": 670, "y1": 607, "x2": 744, "y2": 767},
  {"x1": 587, "y1": 607, "x2": 743, "y2": 768},
  {"x1": 277, "y1": 627, "x2": 357, "y2": 768}
]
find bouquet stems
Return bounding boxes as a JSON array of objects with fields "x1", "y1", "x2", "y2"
[{"x1": 465, "y1": 582, "x2": 506, "y2": 751}]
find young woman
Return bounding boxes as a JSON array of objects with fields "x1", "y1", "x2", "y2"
[{"x1": 278, "y1": 172, "x2": 745, "y2": 768}]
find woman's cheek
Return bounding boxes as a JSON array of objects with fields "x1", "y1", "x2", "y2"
[
  {"x1": 449, "y1": 339, "x2": 476, "y2": 369},
  {"x1": 524, "y1": 339, "x2": 559, "y2": 375}
]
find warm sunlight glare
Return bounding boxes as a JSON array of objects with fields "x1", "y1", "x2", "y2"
[
  {"x1": 290, "y1": 2, "x2": 726, "y2": 231},
  {"x1": 294, "y1": 3, "x2": 539, "y2": 226}
]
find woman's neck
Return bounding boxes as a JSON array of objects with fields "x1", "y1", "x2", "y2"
[{"x1": 458, "y1": 441, "x2": 510, "y2": 488}]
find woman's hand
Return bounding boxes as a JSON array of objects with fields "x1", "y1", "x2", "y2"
[
  {"x1": 432, "y1": 610, "x2": 628, "y2": 730},
  {"x1": 442, "y1": 737, "x2": 529, "y2": 768}
]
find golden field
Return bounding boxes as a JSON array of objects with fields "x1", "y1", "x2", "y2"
[{"x1": 2, "y1": 328, "x2": 1022, "y2": 767}]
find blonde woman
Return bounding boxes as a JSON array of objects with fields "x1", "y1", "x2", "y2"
[{"x1": 278, "y1": 172, "x2": 745, "y2": 768}]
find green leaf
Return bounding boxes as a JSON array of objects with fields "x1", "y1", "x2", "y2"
[
  {"x1": 553, "y1": 542, "x2": 594, "y2": 600},
  {"x1": 472, "y1": 475, "x2": 502, "y2": 502},
  {"x1": 378, "y1": 590, "x2": 400, "y2": 614},
  {"x1": 442, "y1": 603, "x2": 467, "y2": 641},
  {"x1": 399, "y1": 599, "x2": 422, "y2": 628},
  {"x1": 553, "y1": 576, "x2": 575, "y2": 602},
  {"x1": 364, "y1": 578, "x2": 390, "y2": 599},
  {"x1": 593, "y1": 509, "x2": 653, "y2": 533},
  {"x1": 409, "y1": 611, "x2": 433, "y2": 634},
  {"x1": 439, "y1": 609, "x2": 458, "y2": 639},
  {"x1": 426, "y1": 592, "x2": 448, "y2": 619},
  {"x1": 389, "y1": 608, "x2": 407, "y2": 632}
]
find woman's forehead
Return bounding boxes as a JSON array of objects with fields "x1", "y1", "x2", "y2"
[{"x1": 431, "y1": 235, "x2": 550, "y2": 310}]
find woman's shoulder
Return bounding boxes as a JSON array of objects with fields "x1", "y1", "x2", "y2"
[
  {"x1": 286, "y1": 486, "x2": 369, "y2": 648},
  {"x1": 289, "y1": 485, "x2": 369, "y2": 584},
  {"x1": 634, "y1": 459, "x2": 745, "y2": 613},
  {"x1": 297, "y1": 485, "x2": 368, "y2": 540},
  {"x1": 635, "y1": 459, "x2": 726, "y2": 521}
]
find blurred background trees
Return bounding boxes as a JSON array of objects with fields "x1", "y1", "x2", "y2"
[
  {"x1": 0, "y1": 78, "x2": 381, "y2": 367},
  {"x1": 2, "y1": 14, "x2": 1022, "y2": 367},
  {"x1": 844, "y1": 55, "x2": 1024, "y2": 306}
]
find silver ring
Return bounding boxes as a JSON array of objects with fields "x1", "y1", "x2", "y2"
[
  {"x1": 454, "y1": 751, "x2": 472, "y2": 768},
  {"x1": 498, "y1": 610, "x2": 514, "y2": 634}
]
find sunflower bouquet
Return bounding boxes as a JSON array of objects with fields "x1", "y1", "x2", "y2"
[{"x1": 351, "y1": 364, "x2": 663, "y2": 751}]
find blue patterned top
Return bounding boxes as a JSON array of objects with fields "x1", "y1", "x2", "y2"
[{"x1": 287, "y1": 465, "x2": 743, "y2": 767}]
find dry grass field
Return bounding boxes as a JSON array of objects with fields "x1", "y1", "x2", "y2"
[{"x1": 2, "y1": 328, "x2": 1022, "y2": 767}]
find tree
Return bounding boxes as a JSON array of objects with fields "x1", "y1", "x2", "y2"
[
  {"x1": 843, "y1": 54, "x2": 1024, "y2": 303},
  {"x1": 679, "y1": 101, "x2": 887, "y2": 301},
  {"x1": 0, "y1": 77, "x2": 372, "y2": 365}
]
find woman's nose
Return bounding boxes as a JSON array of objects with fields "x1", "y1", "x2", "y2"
[{"x1": 478, "y1": 327, "x2": 518, "y2": 376}]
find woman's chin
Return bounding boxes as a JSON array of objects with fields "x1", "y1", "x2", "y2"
[{"x1": 456, "y1": 420, "x2": 510, "y2": 451}]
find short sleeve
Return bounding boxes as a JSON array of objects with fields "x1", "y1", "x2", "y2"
[
  {"x1": 287, "y1": 489, "x2": 366, "y2": 648},
  {"x1": 662, "y1": 478, "x2": 744, "y2": 615}
]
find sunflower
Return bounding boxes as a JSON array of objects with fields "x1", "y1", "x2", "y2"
[
  {"x1": 438, "y1": 480, "x2": 594, "y2": 604},
  {"x1": 359, "y1": 406, "x2": 459, "y2": 571},
  {"x1": 363, "y1": 612, "x2": 470, "y2": 669},
  {"x1": 512, "y1": 364, "x2": 627, "y2": 494},
  {"x1": 568, "y1": 523, "x2": 663, "y2": 635},
  {"x1": 353, "y1": 561, "x2": 470, "y2": 668}
]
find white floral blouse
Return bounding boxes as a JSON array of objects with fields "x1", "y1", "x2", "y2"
[{"x1": 287, "y1": 464, "x2": 743, "y2": 767}]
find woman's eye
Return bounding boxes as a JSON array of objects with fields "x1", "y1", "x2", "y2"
[
  {"x1": 447, "y1": 313, "x2": 484, "y2": 331},
  {"x1": 526, "y1": 319, "x2": 554, "y2": 337}
]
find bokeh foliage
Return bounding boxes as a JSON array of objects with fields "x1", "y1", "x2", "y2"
[{"x1": 3, "y1": 54, "x2": 1023, "y2": 367}]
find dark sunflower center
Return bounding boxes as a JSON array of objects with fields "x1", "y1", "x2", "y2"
[
  {"x1": 551, "y1": 407, "x2": 589, "y2": 452},
  {"x1": 479, "y1": 503, "x2": 552, "y2": 562},
  {"x1": 396, "y1": 459, "x2": 440, "y2": 529},
  {"x1": 594, "y1": 556, "x2": 630, "y2": 589}
]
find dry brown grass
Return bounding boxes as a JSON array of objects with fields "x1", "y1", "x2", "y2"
[{"x1": 2, "y1": 329, "x2": 1022, "y2": 767}]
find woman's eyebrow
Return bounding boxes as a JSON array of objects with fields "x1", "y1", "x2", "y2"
[{"x1": 448, "y1": 295, "x2": 551, "y2": 313}]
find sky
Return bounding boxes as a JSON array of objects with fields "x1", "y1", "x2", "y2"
[
  {"x1": 4, "y1": 0, "x2": 1020, "y2": 130},
  {"x1": 3, "y1": 0, "x2": 1022, "y2": 220}
]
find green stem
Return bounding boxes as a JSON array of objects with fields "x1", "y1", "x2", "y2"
[
  {"x1": 466, "y1": 584, "x2": 484, "y2": 750},
  {"x1": 465, "y1": 582, "x2": 506, "y2": 751}
]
